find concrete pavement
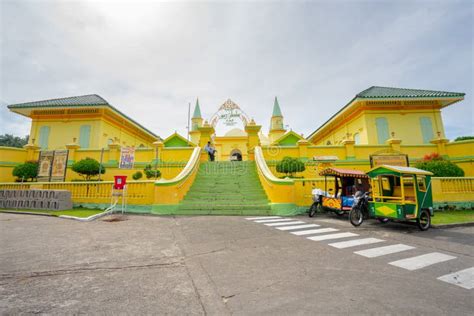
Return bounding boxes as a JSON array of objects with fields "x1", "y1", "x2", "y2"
[{"x1": 1, "y1": 213, "x2": 473, "y2": 314}]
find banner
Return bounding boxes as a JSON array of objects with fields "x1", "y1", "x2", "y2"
[
  {"x1": 50, "y1": 150, "x2": 69, "y2": 182},
  {"x1": 37, "y1": 150, "x2": 69, "y2": 182},
  {"x1": 119, "y1": 147, "x2": 135, "y2": 169},
  {"x1": 37, "y1": 151, "x2": 54, "y2": 182},
  {"x1": 370, "y1": 154, "x2": 409, "y2": 168}
]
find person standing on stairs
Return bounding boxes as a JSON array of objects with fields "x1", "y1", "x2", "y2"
[{"x1": 204, "y1": 141, "x2": 216, "y2": 161}]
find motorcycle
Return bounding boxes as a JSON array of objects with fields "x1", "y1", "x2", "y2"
[{"x1": 349, "y1": 191, "x2": 389, "y2": 226}]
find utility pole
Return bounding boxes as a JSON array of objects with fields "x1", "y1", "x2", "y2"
[{"x1": 187, "y1": 102, "x2": 191, "y2": 141}]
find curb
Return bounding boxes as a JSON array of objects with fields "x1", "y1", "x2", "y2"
[
  {"x1": 0, "y1": 210, "x2": 56, "y2": 217},
  {"x1": 432, "y1": 222, "x2": 474, "y2": 229}
]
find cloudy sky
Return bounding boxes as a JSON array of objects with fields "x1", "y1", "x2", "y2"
[{"x1": 1, "y1": 0, "x2": 472, "y2": 140}]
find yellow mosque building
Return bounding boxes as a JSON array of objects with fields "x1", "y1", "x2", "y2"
[{"x1": 1, "y1": 86, "x2": 472, "y2": 215}]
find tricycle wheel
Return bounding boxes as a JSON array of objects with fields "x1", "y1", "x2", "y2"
[
  {"x1": 349, "y1": 207, "x2": 364, "y2": 227},
  {"x1": 417, "y1": 209, "x2": 431, "y2": 231},
  {"x1": 336, "y1": 210, "x2": 345, "y2": 217},
  {"x1": 377, "y1": 218, "x2": 389, "y2": 224},
  {"x1": 309, "y1": 203, "x2": 318, "y2": 217}
]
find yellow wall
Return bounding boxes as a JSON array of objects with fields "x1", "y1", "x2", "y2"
[
  {"x1": 364, "y1": 110, "x2": 444, "y2": 145},
  {"x1": 214, "y1": 136, "x2": 249, "y2": 161},
  {"x1": 99, "y1": 119, "x2": 154, "y2": 148},
  {"x1": 30, "y1": 118, "x2": 102, "y2": 149},
  {"x1": 314, "y1": 109, "x2": 445, "y2": 146}
]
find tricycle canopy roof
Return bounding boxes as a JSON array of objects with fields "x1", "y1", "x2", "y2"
[
  {"x1": 319, "y1": 167, "x2": 368, "y2": 178},
  {"x1": 367, "y1": 165, "x2": 433, "y2": 177}
]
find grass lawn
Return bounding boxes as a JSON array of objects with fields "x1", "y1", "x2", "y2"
[
  {"x1": 0, "y1": 208, "x2": 104, "y2": 218},
  {"x1": 432, "y1": 210, "x2": 474, "y2": 225}
]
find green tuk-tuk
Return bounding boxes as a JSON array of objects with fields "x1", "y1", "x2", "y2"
[{"x1": 349, "y1": 165, "x2": 434, "y2": 231}]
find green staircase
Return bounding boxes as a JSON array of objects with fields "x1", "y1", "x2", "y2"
[{"x1": 177, "y1": 161, "x2": 272, "y2": 215}]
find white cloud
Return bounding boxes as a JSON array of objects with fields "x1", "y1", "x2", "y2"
[{"x1": 1, "y1": 0, "x2": 472, "y2": 140}]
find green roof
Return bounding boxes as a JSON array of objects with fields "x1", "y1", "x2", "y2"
[
  {"x1": 272, "y1": 97, "x2": 282, "y2": 117},
  {"x1": 357, "y1": 86, "x2": 465, "y2": 99},
  {"x1": 7, "y1": 94, "x2": 159, "y2": 139},
  {"x1": 192, "y1": 99, "x2": 202, "y2": 118}
]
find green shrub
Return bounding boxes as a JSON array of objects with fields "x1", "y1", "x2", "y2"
[
  {"x1": 12, "y1": 161, "x2": 38, "y2": 181},
  {"x1": 144, "y1": 164, "x2": 161, "y2": 179},
  {"x1": 71, "y1": 158, "x2": 105, "y2": 181},
  {"x1": 454, "y1": 136, "x2": 474, "y2": 142},
  {"x1": 132, "y1": 171, "x2": 143, "y2": 180},
  {"x1": 276, "y1": 156, "x2": 305, "y2": 177},
  {"x1": 415, "y1": 160, "x2": 464, "y2": 177}
]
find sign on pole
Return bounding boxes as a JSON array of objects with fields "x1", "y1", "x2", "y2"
[{"x1": 119, "y1": 147, "x2": 135, "y2": 169}]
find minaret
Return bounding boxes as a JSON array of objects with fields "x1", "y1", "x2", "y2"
[
  {"x1": 190, "y1": 98, "x2": 203, "y2": 145},
  {"x1": 269, "y1": 97, "x2": 286, "y2": 143}
]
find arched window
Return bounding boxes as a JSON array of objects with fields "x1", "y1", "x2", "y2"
[
  {"x1": 79, "y1": 125, "x2": 91, "y2": 148},
  {"x1": 38, "y1": 126, "x2": 50, "y2": 149},
  {"x1": 353, "y1": 133, "x2": 360, "y2": 145},
  {"x1": 420, "y1": 117, "x2": 434, "y2": 144},
  {"x1": 375, "y1": 117, "x2": 389, "y2": 144}
]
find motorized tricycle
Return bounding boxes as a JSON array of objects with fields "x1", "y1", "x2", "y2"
[
  {"x1": 349, "y1": 165, "x2": 434, "y2": 231},
  {"x1": 309, "y1": 167, "x2": 370, "y2": 217}
]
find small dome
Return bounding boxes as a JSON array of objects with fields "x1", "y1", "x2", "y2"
[{"x1": 224, "y1": 128, "x2": 247, "y2": 137}]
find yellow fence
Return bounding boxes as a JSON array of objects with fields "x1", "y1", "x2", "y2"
[
  {"x1": 0, "y1": 180, "x2": 155, "y2": 205},
  {"x1": 431, "y1": 177, "x2": 474, "y2": 205}
]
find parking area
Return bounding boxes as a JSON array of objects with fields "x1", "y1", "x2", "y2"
[{"x1": 1, "y1": 213, "x2": 473, "y2": 314}]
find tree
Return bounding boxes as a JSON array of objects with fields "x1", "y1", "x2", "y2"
[
  {"x1": 454, "y1": 136, "x2": 474, "y2": 142},
  {"x1": 71, "y1": 157, "x2": 105, "y2": 181},
  {"x1": 0, "y1": 134, "x2": 29, "y2": 148},
  {"x1": 12, "y1": 161, "x2": 38, "y2": 181},
  {"x1": 415, "y1": 153, "x2": 464, "y2": 177},
  {"x1": 144, "y1": 164, "x2": 161, "y2": 179},
  {"x1": 276, "y1": 156, "x2": 306, "y2": 178}
]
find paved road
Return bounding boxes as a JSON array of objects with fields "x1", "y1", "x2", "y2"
[{"x1": 0, "y1": 213, "x2": 473, "y2": 315}]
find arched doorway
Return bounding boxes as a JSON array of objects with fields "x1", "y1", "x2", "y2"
[{"x1": 230, "y1": 149, "x2": 243, "y2": 161}]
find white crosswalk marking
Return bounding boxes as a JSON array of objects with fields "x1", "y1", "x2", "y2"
[
  {"x1": 253, "y1": 218, "x2": 293, "y2": 223},
  {"x1": 389, "y1": 252, "x2": 456, "y2": 271},
  {"x1": 265, "y1": 221, "x2": 305, "y2": 227},
  {"x1": 291, "y1": 228, "x2": 338, "y2": 236},
  {"x1": 437, "y1": 267, "x2": 474, "y2": 290},
  {"x1": 276, "y1": 224, "x2": 320, "y2": 231},
  {"x1": 307, "y1": 232, "x2": 358, "y2": 241},
  {"x1": 246, "y1": 216, "x2": 281, "y2": 220},
  {"x1": 329, "y1": 238, "x2": 385, "y2": 249},
  {"x1": 354, "y1": 244, "x2": 415, "y2": 258}
]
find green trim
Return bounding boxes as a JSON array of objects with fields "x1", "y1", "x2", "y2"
[
  {"x1": 0, "y1": 146, "x2": 27, "y2": 151},
  {"x1": 151, "y1": 204, "x2": 180, "y2": 214},
  {"x1": 0, "y1": 161, "x2": 21, "y2": 166},
  {"x1": 73, "y1": 203, "x2": 152, "y2": 213},
  {"x1": 270, "y1": 203, "x2": 299, "y2": 215}
]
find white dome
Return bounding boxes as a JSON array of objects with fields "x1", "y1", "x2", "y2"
[{"x1": 224, "y1": 128, "x2": 247, "y2": 137}]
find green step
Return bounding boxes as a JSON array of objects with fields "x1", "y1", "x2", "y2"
[{"x1": 178, "y1": 161, "x2": 271, "y2": 215}]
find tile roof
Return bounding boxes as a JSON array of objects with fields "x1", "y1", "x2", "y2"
[
  {"x1": 7, "y1": 94, "x2": 109, "y2": 108},
  {"x1": 357, "y1": 86, "x2": 465, "y2": 99}
]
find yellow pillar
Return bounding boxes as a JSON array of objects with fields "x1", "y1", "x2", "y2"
[
  {"x1": 152, "y1": 140, "x2": 164, "y2": 163},
  {"x1": 65, "y1": 138, "x2": 81, "y2": 164},
  {"x1": 198, "y1": 121, "x2": 215, "y2": 161},
  {"x1": 342, "y1": 139, "x2": 355, "y2": 160},
  {"x1": 297, "y1": 139, "x2": 310, "y2": 160},
  {"x1": 23, "y1": 142, "x2": 40, "y2": 162},
  {"x1": 430, "y1": 137, "x2": 449, "y2": 157},
  {"x1": 245, "y1": 119, "x2": 261, "y2": 161},
  {"x1": 108, "y1": 142, "x2": 121, "y2": 166},
  {"x1": 387, "y1": 138, "x2": 402, "y2": 152}
]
